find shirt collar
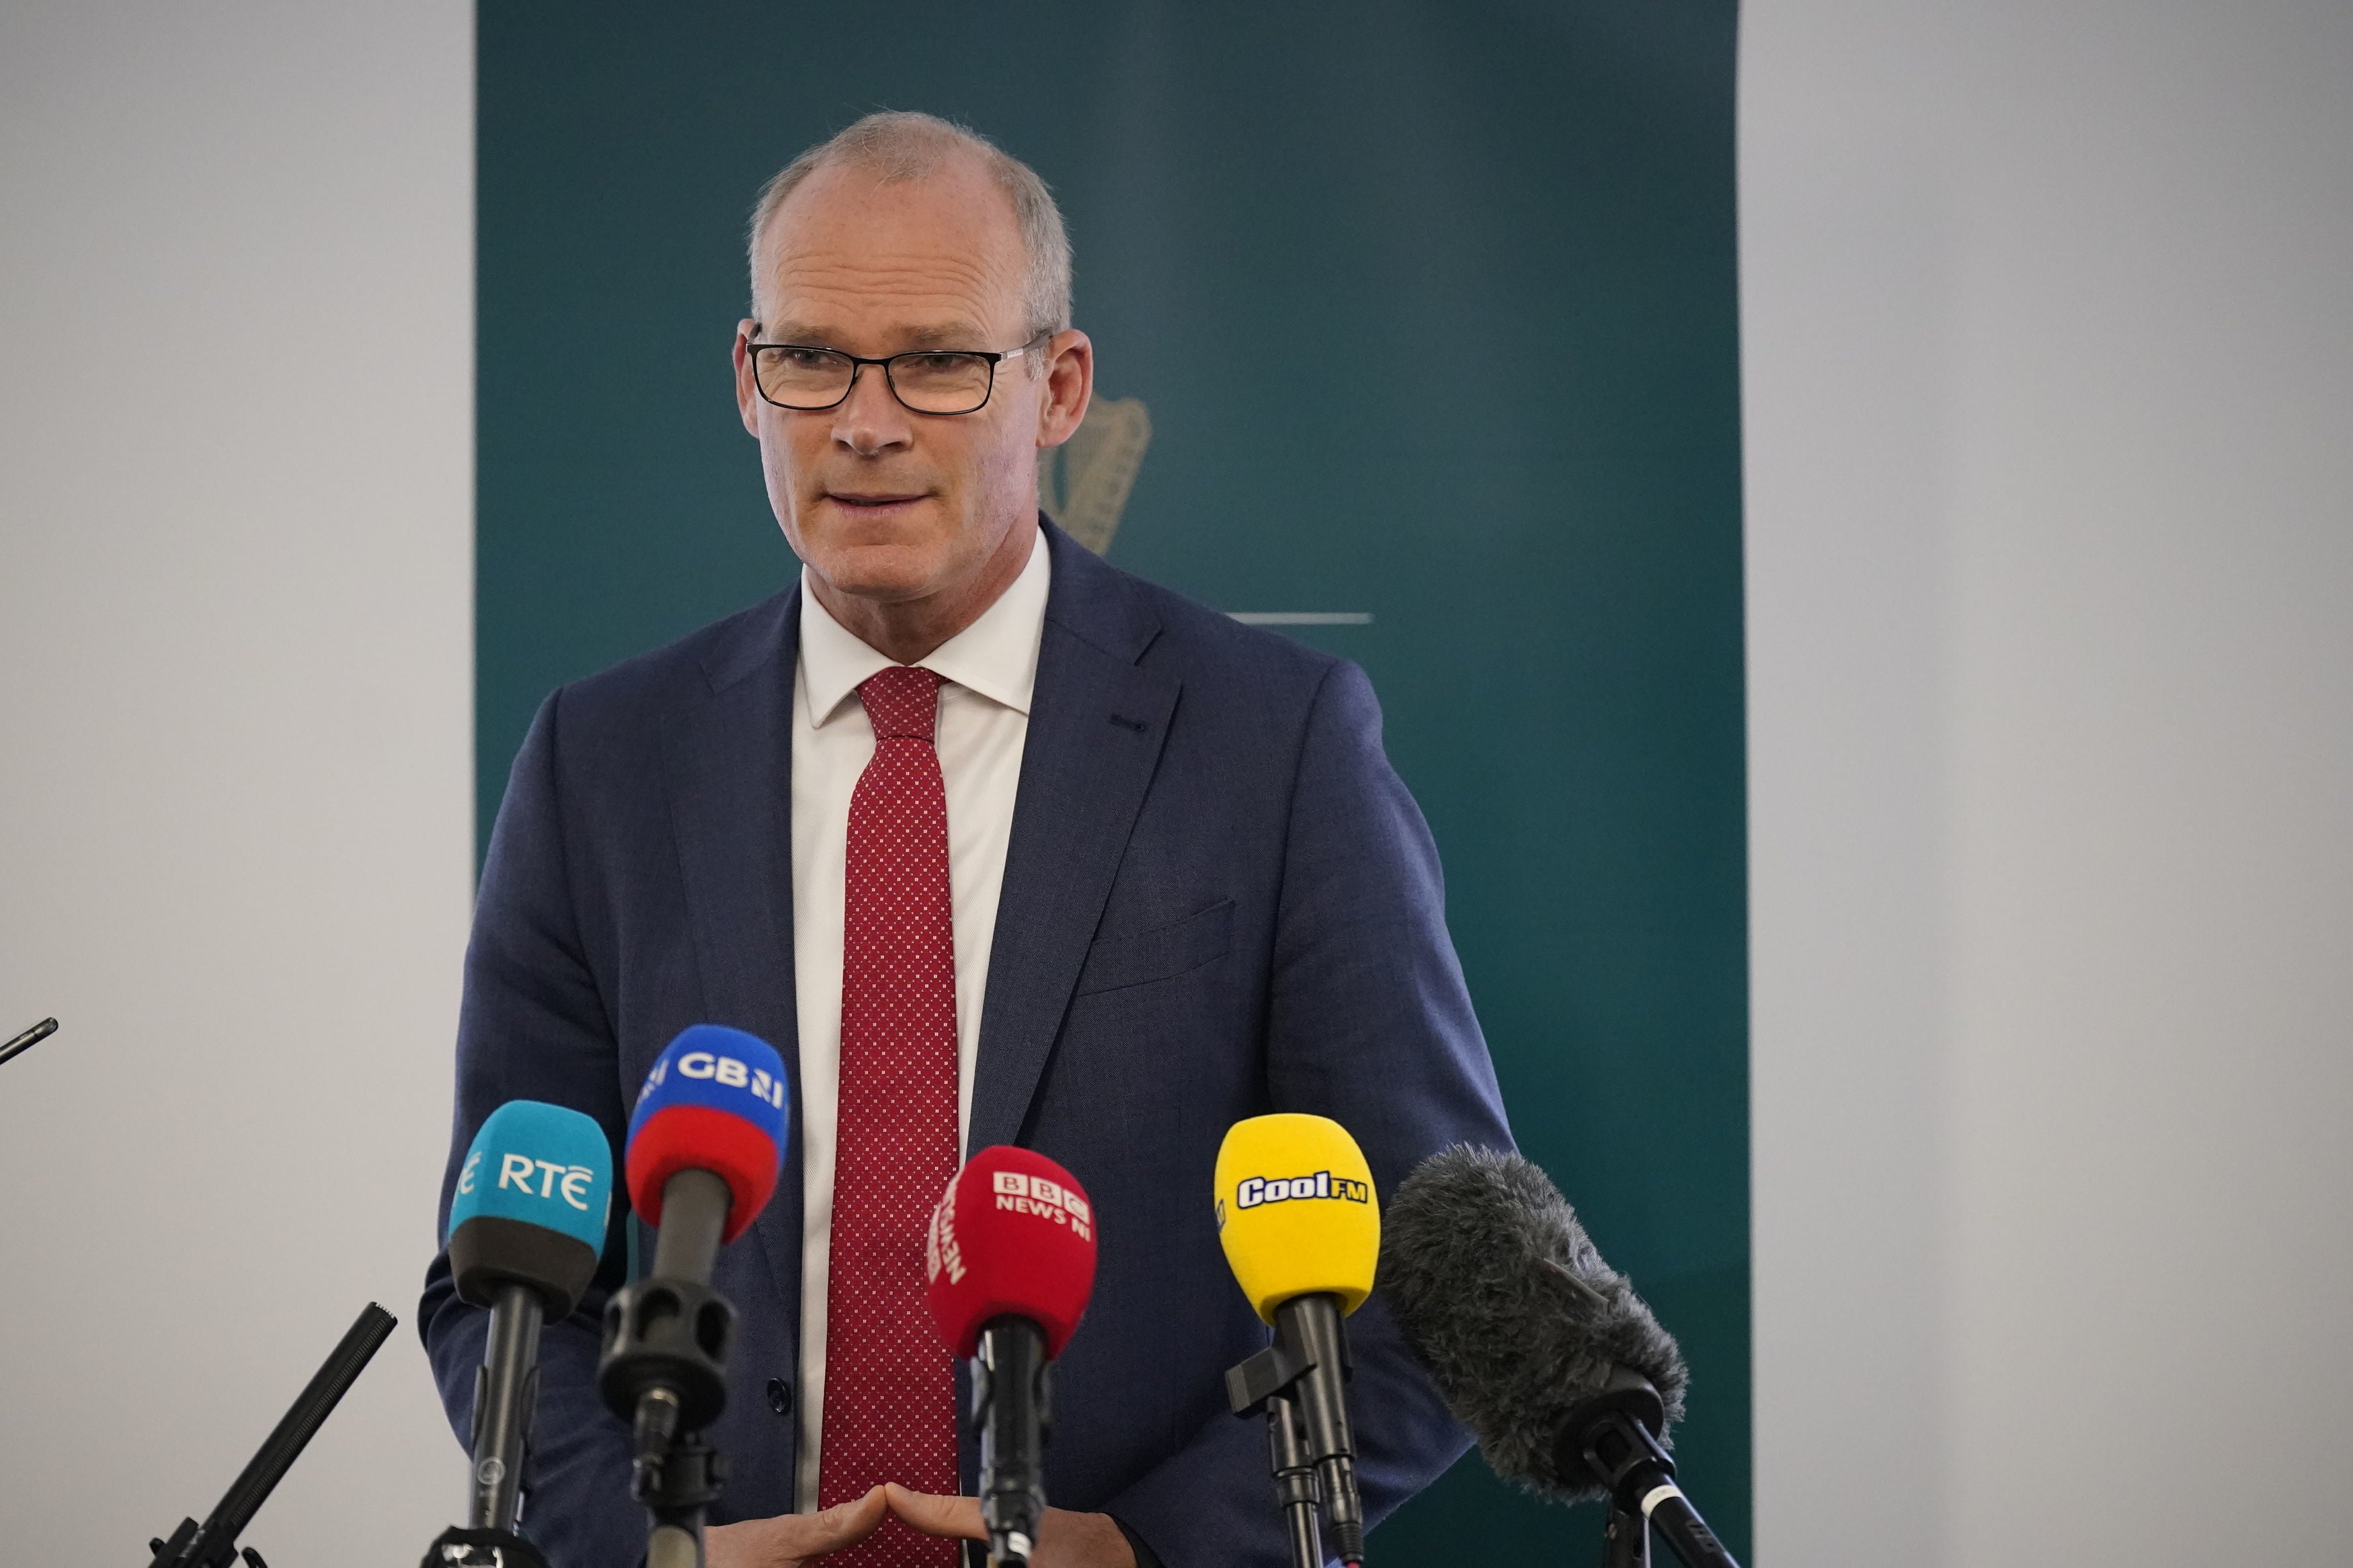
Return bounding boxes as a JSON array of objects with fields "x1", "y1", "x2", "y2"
[{"x1": 798, "y1": 524, "x2": 1051, "y2": 727}]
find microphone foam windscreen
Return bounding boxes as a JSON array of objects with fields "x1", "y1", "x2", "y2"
[
  {"x1": 1213, "y1": 1113, "x2": 1380, "y2": 1322},
  {"x1": 626, "y1": 1024, "x2": 789, "y2": 1240},
  {"x1": 447, "y1": 1100, "x2": 613, "y2": 1315},
  {"x1": 1380, "y1": 1145, "x2": 1688, "y2": 1503},
  {"x1": 925, "y1": 1146, "x2": 1098, "y2": 1359}
]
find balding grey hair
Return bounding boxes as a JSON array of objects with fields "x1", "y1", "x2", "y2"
[{"x1": 747, "y1": 111, "x2": 1073, "y2": 346}]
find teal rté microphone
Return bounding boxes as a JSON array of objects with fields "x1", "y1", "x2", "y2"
[
  {"x1": 445, "y1": 1100, "x2": 614, "y2": 1537},
  {"x1": 448, "y1": 1100, "x2": 613, "y2": 1313}
]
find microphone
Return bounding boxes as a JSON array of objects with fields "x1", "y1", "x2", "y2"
[
  {"x1": 442, "y1": 1100, "x2": 614, "y2": 1542},
  {"x1": 923, "y1": 1146, "x2": 1099, "y2": 1568},
  {"x1": 1, "y1": 1016, "x2": 57, "y2": 1068},
  {"x1": 1214, "y1": 1114, "x2": 1381, "y2": 1568},
  {"x1": 148, "y1": 1303, "x2": 397, "y2": 1568},
  {"x1": 597, "y1": 1025, "x2": 789, "y2": 1568},
  {"x1": 1380, "y1": 1146, "x2": 1739, "y2": 1568}
]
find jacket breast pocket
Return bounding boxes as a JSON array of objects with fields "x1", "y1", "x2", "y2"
[{"x1": 1072, "y1": 899, "x2": 1234, "y2": 997}]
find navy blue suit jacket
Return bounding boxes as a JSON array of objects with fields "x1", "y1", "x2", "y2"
[{"x1": 422, "y1": 522, "x2": 1514, "y2": 1567}]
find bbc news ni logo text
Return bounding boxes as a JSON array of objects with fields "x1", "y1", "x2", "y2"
[{"x1": 992, "y1": 1170, "x2": 1092, "y2": 1239}]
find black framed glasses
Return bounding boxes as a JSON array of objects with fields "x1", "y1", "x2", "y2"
[{"x1": 746, "y1": 332, "x2": 1048, "y2": 416}]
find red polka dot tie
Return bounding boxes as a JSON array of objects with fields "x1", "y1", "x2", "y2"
[{"x1": 817, "y1": 665, "x2": 961, "y2": 1563}]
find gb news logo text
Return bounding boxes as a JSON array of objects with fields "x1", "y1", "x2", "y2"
[
  {"x1": 643, "y1": 1047, "x2": 787, "y2": 1109},
  {"x1": 1233, "y1": 1170, "x2": 1371, "y2": 1210}
]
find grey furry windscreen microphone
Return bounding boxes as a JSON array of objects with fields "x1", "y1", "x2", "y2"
[{"x1": 1382, "y1": 1146, "x2": 1741, "y2": 1568}]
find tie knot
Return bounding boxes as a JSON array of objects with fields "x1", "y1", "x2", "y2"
[{"x1": 858, "y1": 665, "x2": 943, "y2": 741}]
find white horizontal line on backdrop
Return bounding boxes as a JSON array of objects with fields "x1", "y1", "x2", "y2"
[{"x1": 1226, "y1": 612, "x2": 1374, "y2": 626}]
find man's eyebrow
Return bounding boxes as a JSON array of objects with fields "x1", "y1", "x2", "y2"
[{"x1": 899, "y1": 322, "x2": 990, "y2": 349}]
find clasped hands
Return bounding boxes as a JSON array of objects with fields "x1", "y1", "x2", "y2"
[{"x1": 704, "y1": 1486, "x2": 1135, "y2": 1568}]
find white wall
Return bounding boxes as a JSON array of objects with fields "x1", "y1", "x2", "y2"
[
  {"x1": 1745, "y1": 2, "x2": 2353, "y2": 1563},
  {"x1": 0, "y1": 5, "x2": 473, "y2": 1563}
]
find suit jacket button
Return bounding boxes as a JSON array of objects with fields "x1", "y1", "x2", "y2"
[{"x1": 766, "y1": 1377, "x2": 792, "y2": 1417}]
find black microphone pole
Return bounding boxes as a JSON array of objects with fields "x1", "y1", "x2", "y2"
[
  {"x1": 973, "y1": 1316, "x2": 1049, "y2": 1567},
  {"x1": 1275, "y1": 1294, "x2": 1366, "y2": 1565},
  {"x1": 420, "y1": 1281, "x2": 552, "y2": 1568},
  {"x1": 1226, "y1": 1295, "x2": 1359, "y2": 1568},
  {"x1": 598, "y1": 1168, "x2": 741, "y2": 1568},
  {"x1": 470, "y1": 1284, "x2": 545, "y2": 1530},
  {"x1": 148, "y1": 1303, "x2": 397, "y2": 1568},
  {"x1": 1265, "y1": 1389, "x2": 1324, "y2": 1568},
  {"x1": 1, "y1": 1016, "x2": 57, "y2": 1068}
]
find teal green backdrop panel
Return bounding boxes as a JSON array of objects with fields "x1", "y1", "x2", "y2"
[{"x1": 478, "y1": 3, "x2": 1747, "y2": 1559}]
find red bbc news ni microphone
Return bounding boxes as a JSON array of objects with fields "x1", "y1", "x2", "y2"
[{"x1": 924, "y1": 1147, "x2": 1099, "y2": 1568}]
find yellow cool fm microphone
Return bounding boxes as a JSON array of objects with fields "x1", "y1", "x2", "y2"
[{"x1": 1215, "y1": 1114, "x2": 1380, "y2": 1568}]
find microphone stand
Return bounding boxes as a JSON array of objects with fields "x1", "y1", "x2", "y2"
[
  {"x1": 470, "y1": 1284, "x2": 545, "y2": 1532},
  {"x1": 1263, "y1": 1389, "x2": 1325, "y2": 1568},
  {"x1": 420, "y1": 1282, "x2": 552, "y2": 1568},
  {"x1": 1601, "y1": 1504, "x2": 1650, "y2": 1568},
  {"x1": 147, "y1": 1303, "x2": 397, "y2": 1568},
  {"x1": 629, "y1": 1387, "x2": 727, "y2": 1568},
  {"x1": 419, "y1": 1526, "x2": 547, "y2": 1568},
  {"x1": 973, "y1": 1317, "x2": 1051, "y2": 1567},
  {"x1": 1226, "y1": 1306, "x2": 1351, "y2": 1568},
  {"x1": 597, "y1": 1171, "x2": 741, "y2": 1568}
]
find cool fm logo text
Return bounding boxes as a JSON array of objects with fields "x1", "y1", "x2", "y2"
[
  {"x1": 643, "y1": 1049, "x2": 787, "y2": 1109},
  {"x1": 1234, "y1": 1170, "x2": 1371, "y2": 1209},
  {"x1": 458, "y1": 1149, "x2": 599, "y2": 1212}
]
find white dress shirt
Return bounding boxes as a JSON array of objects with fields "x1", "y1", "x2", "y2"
[{"x1": 789, "y1": 525, "x2": 1050, "y2": 1511}]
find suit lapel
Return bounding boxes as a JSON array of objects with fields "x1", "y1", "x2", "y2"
[
  {"x1": 969, "y1": 525, "x2": 1177, "y2": 1155},
  {"x1": 663, "y1": 586, "x2": 805, "y2": 1319}
]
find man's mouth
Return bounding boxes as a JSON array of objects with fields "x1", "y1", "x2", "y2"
[{"x1": 826, "y1": 491, "x2": 926, "y2": 511}]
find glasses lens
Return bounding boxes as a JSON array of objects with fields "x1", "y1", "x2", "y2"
[
  {"x1": 888, "y1": 352, "x2": 994, "y2": 414},
  {"x1": 756, "y1": 347, "x2": 854, "y2": 408}
]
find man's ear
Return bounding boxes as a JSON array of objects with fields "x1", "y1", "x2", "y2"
[
  {"x1": 733, "y1": 321, "x2": 763, "y2": 437},
  {"x1": 1037, "y1": 328, "x2": 1094, "y2": 449}
]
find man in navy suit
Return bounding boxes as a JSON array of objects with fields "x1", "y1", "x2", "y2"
[{"x1": 422, "y1": 112, "x2": 1512, "y2": 1568}]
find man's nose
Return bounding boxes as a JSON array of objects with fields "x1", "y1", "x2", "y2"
[{"x1": 829, "y1": 362, "x2": 914, "y2": 456}]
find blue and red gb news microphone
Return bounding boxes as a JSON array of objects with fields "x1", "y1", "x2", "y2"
[
  {"x1": 597, "y1": 1026, "x2": 790, "y2": 1568},
  {"x1": 622, "y1": 1029, "x2": 790, "y2": 1236}
]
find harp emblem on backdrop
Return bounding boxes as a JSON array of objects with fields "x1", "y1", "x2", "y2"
[{"x1": 1039, "y1": 397, "x2": 1152, "y2": 555}]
